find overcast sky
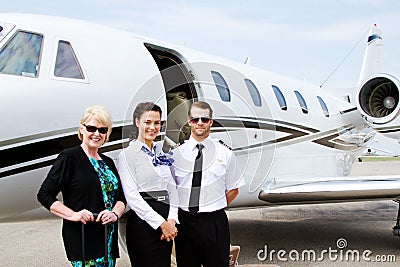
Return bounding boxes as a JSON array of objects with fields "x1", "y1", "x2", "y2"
[{"x1": 2, "y1": 0, "x2": 400, "y2": 90}]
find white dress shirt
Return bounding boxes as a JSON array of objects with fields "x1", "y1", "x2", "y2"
[
  {"x1": 171, "y1": 136, "x2": 245, "y2": 213},
  {"x1": 117, "y1": 140, "x2": 179, "y2": 229}
]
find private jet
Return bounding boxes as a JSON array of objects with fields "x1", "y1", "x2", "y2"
[{"x1": 1, "y1": 13, "x2": 400, "y2": 238}]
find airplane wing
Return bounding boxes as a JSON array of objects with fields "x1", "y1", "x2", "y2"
[
  {"x1": 259, "y1": 175, "x2": 400, "y2": 204},
  {"x1": 363, "y1": 133, "x2": 400, "y2": 157}
]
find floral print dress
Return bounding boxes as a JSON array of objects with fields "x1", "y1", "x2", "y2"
[{"x1": 71, "y1": 158, "x2": 119, "y2": 267}]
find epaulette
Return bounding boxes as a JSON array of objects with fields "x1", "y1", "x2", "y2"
[{"x1": 218, "y1": 140, "x2": 232, "y2": 150}]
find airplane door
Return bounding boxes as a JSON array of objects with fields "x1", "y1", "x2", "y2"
[{"x1": 144, "y1": 44, "x2": 198, "y2": 150}]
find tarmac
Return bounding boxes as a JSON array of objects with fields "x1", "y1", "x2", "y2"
[{"x1": 1, "y1": 159, "x2": 400, "y2": 266}]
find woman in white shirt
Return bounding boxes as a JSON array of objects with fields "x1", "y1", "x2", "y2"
[{"x1": 117, "y1": 102, "x2": 178, "y2": 267}]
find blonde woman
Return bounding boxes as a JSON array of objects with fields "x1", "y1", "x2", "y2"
[{"x1": 37, "y1": 105, "x2": 126, "y2": 267}]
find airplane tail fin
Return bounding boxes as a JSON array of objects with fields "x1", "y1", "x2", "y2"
[{"x1": 358, "y1": 24, "x2": 383, "y2": 86}]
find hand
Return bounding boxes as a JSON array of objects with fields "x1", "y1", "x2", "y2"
[
  {"x1": 167, "y1": 218, "x2": 176, "y2": 228},
  {"x1": 160, "y1": 220, "x2": 178, "y2": 241},
  {"x1": 97, "y1": 210, "x2": 118, "y2": 225},
  {"x1": 74, "y1": 209, "x2": 95, "y2": 224}
]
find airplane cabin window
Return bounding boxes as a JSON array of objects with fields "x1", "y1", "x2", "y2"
[
  {"x1": 245, "y1": 79, "x2": 262, "y2": 107},
  {"x1": 211, "y1": 71, "x2": 231, "y2": 102},
  {"x1": 317, "y1": 96, "x2": 329, "y2": 117},
  {"x1": 294, "y1": 90, "x2": 308, "y2": 114},
  {"x1": 54, "y1": 41, "x2": 84, "y2": 79},
  {"x1": 272, "y1": 85, "x2": 287, "y2": 110},
  {"x1": 0, "y1": 31, "x2": 42, "y2": 77}
]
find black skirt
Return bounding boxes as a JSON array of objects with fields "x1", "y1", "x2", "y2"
[{"x1": 125, "y1": 198, "x2": 172, "y2": 267}]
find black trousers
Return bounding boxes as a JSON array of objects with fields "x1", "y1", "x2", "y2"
[
  {"x1": 175, "y1": 209, "x2": 230, "y2": 267},
  {"x1": 126, "y1": 200, "x2": 172, "y2": 267}
]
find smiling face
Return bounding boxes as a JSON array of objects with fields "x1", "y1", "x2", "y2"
[
  {"x1": 189, "y1": 106, "x2": 213, "y2": 142},
  {"x1": 136, "y1": 110, "x2": 161, "y2": 147},
  {"x1": 79, "y1": 118, "x2": 108, "y2": 152}
]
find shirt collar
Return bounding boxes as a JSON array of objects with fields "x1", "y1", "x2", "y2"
[
  {"x1": 187, "y1": 136, "x2": 213, "y2": 151},
  {"x1": 128, "y1": 139, "x2": 155, "y2": 154}
]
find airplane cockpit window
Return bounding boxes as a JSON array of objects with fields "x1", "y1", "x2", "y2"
[
  {"x1": 317, "y1": 96, "x2": 329, "y2": 117},
  {"x1": 272, "y1": 85, "x2": 287, "y2": 110},
  {"x1": 54, "y1": 41, "x2": 84, "y2": 79},
  {"x1": 211, "y1": 71, "x2": 231, "y2": 102},
  {"x1": 0, "y1": 31, "x2": 42, "y2": 77},
  {"x1": 244, "y1": 79, "x2": 262, "y2": 107},
  {"x1": 294, "y1": 90, "x2": 308, "y2": 114}
]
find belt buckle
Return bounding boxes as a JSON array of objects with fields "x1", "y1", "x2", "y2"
[{"x1": 157, "y1": 196, "x2": 166, "y2": 201}]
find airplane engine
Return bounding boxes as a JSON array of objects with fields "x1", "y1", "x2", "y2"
[{"x1": 357, "y1": 73, "x2": 400, "y2": 138}]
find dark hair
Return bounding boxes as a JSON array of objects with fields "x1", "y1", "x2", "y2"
[
  {"x1": 189, "y1": 101, "x2": 213, "y2": 118},
  {"x1": 130, "y1": 102, "x2": 162, "y2": 139}
]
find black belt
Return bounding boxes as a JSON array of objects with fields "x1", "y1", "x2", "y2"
[
  {"x1": 140, "y1": 190, "x2": 168, "y2": 201},
  {"x1": 178, "y1": 208, "x2": 225, "y2": 217}
]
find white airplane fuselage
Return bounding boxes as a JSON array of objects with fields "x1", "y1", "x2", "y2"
[{"x1": 1, "y1": 13, "x2": 400, "y2": 222}]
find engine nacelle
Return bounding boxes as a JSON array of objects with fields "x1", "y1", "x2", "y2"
[{"x1": 357, "y1": 73, "x2": 400, "y2": 139}]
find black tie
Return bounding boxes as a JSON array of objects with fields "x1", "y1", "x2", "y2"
[{"x1": 189, "y1": 143, "x2": 204, "y2": 214}]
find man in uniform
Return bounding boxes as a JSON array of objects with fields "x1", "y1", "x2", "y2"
[{"x1": 171, "y1": 101, "x2": 245, "y2": 267}]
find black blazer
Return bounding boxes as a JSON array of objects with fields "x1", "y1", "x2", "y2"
[{"x1": 37, "y1": 146, "x2": 126, "y2": 261}]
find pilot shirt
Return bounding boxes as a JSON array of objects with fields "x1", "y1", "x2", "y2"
[
  {"x1": 117, "y1": 140, "x2": 179, "y2": 229},
  {"x1": 171, "y1": 136, "x2": 245, "y2": 213}
]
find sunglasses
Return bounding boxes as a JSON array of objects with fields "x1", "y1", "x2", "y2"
[
  {"x1": 190, "y1": 117, "x2": 211, "y2": 124},
  {"x1": 82, "y1": 124, "x2": 108, "y2": 134}
]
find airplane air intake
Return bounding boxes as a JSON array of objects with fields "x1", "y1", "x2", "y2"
[
  {"x1": 357, "y1": 73, "x2": 400, "y2": 139},
  {"x1": 358, "y1": 74, "x2": 400, "y2": 122},
  {"x1": 359, "y1": 76, "x2": 399, "y2": 118}
]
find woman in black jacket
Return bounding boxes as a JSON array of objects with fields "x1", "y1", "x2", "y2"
[{"x1": 37, "y1": 105, "x2": 126, "y2": 267}]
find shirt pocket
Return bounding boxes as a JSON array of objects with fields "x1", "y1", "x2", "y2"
[
  {"x1": 208, "y1": 160, "x2": 227, "y2": 177},
  {"x1": 174, "y1": 167, "x2": 191, "y2": 176},
  {"x1": 173, "y1": 168, "x2": 191, "y2": 183}
]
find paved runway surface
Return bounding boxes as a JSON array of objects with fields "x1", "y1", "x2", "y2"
[{"x1": 1, "y1": 160, "x2": 400, "y2": 266}]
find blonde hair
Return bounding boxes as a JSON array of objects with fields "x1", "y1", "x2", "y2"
[{"x1": 78, "y1": 105, "x2": 113, "y2": 143}]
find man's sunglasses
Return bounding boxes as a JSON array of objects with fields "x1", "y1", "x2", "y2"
[
  {"x1": 82, "y1": 124, "x2": 108, "y2": 134},
  {"x1": 190, "y1": 117, "x2": 211, "y2": 124}
]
